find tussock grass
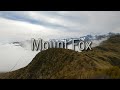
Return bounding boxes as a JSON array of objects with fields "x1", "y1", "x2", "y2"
[{"x1": 0, "y1": 35, "x2": 120, "y2": 79}]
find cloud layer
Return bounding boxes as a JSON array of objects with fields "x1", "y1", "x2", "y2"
[{"x1": 0, "y1": 11, "x2": 120, "y2": 42}]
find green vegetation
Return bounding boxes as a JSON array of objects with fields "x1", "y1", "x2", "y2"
[{"x1": 0, "y1": 35, "x2": 120, "y2": 79}]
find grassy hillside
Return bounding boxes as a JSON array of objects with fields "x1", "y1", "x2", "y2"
[{"x1": 0, "y1": 35, "x2": 120, "y2": 79}]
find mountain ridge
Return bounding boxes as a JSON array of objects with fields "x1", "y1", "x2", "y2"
[{"x1": 0, "y1": 34, "x2": 120, "y2": 79}]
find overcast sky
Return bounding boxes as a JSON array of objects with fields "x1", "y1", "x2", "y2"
[{"x1": 0, "y1": 11, "x2": 120, "y2": 42}]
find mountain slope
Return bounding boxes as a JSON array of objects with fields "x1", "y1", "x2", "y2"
[{"x1": 0, "y1": 35, "x2": 120, "y2": 79}]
